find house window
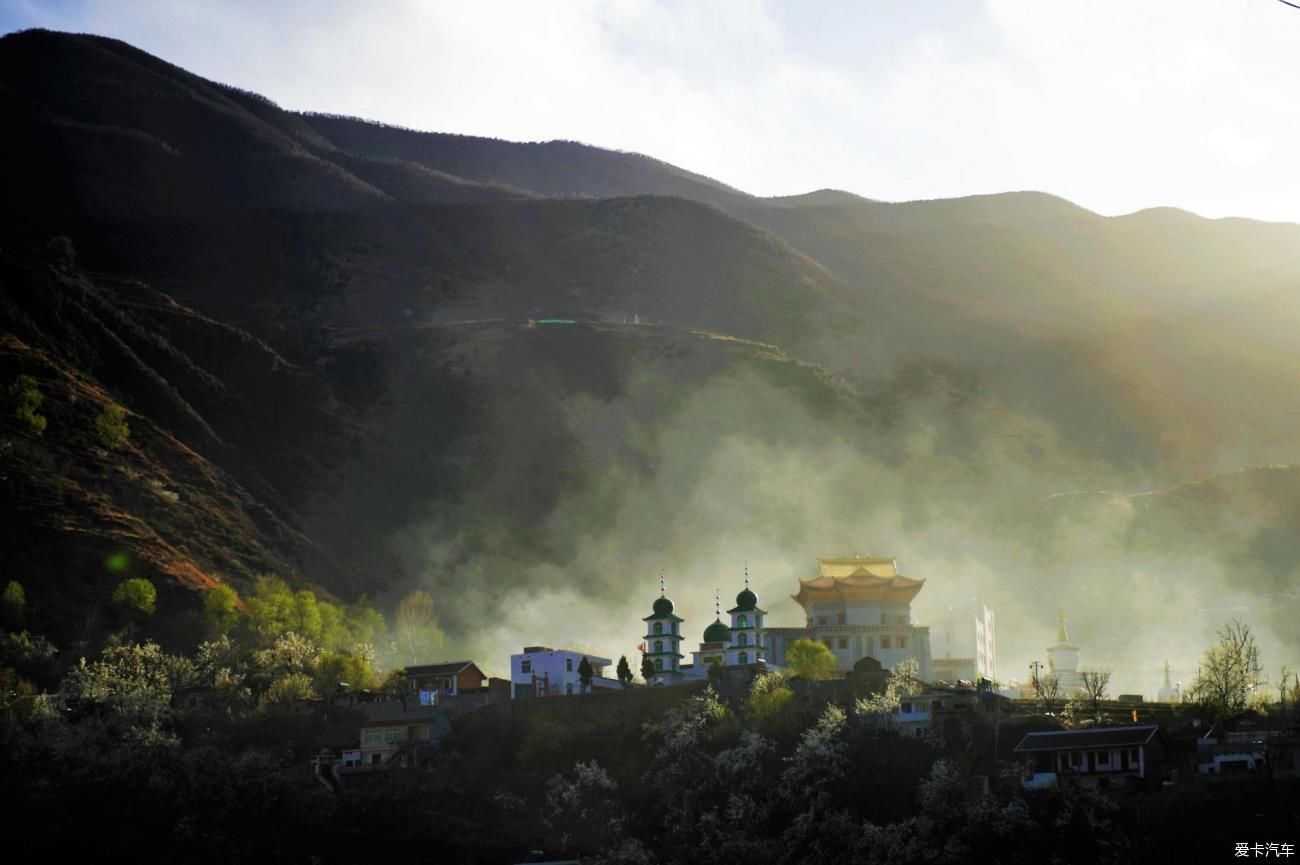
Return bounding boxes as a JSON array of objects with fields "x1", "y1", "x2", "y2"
[
  {"x1": 817, "y1": 616, "x2": 828, "y2": 626},
  {"x1": 739, "y1": 652, "x2": 749, "y2": 665},
  {"x1": 1097, "y1": 750, "x2": 1110, "y2": 766},
  {"x1": 837, "y1": 637, "x2": 848, "y2": 649},
  {"x1": 897, "y1": 636, "x2": 906, "y2": 650},
  {"x1": 385, "y1": 729, "x2": 403, "y2": 743},
  {"x1": 364, "y1": 730, "x2": 382, "y2": 746},
  {"x1": 739, "y1": 614, "x2": 749, "y2": 628},
  {"x1": 655, "y1": 658, "x2": 663, "y2": 671},
  {"x1": 823, "y1": 639, "x2": 833, "y2": 649},
  {"x1": 521, "y1": 660, "x2": 532, "y2": 674},
  {"x1": 738, "y1": 633, "x2": 748, "y2": 646},
  {"x1": 895, "y1": 615, "x2": 908, "y2": 625},
  {"x1": 837, "y1": 613, "x2": 846, "y2": 625},
  {"x1": 566, "y1": 658, "x2": 573, "y2": 671},
  {"x1": 881, "y1": 636, "x2": 892, "y2": 649},
  {"x1": 654, "y1": 622, "x2": 663, "y2": 635},
  {"x1": 900, "y1": 702, "x2": 913, "y2": 713},
  {"x1": 655, "y1": 640, "x2": 663, "y2": 653}
]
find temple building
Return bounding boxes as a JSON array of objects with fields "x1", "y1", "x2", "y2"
[
  {"x1": 765, "y1": 556, "x2": 933, "y2": 681},
  {"x1": 1046, "y1": 609, "x2": 1084, "y2": 694}
]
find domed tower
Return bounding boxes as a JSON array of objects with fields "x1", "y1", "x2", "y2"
[
  {"x1": 690, "y1": 589, "x2": 731, "y2": 674},
  {"x1": 726, "y1": 565, "x2": 766, "y2": 667},
  {"x1": 642, "y1": 575, "x2": 684, "y2": 682}
]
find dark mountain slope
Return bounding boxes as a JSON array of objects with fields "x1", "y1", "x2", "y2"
[
  {"x1": 0, "y1": 249, "x2": 362, "y2": 643},
  {"x1": 2, "y1": 29, "x2": 1298, "y2": 663},
  {"x1": 0, "y1": 28, "x2": 524, "y2": 227},
  {"x1": 302, "y1": 112, "x2": 750, "y2": 208}
]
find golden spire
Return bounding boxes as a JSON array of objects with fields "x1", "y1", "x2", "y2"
[{"x1": 1057, "y1": 608, "x2": 1069, "y2": 643}]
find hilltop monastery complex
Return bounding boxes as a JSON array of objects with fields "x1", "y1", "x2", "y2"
[{"x1": 638, "y1": 555, "x2": 999, "y2": 686}]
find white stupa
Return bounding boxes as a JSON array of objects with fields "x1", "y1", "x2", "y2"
[{"x1": 1046, "y1": 609, "x2": 1083, "y2": 693}]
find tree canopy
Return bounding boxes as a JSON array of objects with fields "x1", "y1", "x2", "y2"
[
  {"x1": 1188, "y1": 620, "x2": 1265, "y2": 720},
  {"x1": 785, "y1": 638, "x2": 838, "y2": 680}
]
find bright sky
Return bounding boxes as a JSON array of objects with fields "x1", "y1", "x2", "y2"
[{"x1": 5, "y1": 0, "x2": 1300, "y2": 222}]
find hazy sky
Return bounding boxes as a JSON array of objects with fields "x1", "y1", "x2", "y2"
[{"x1": 4, "y1": 0, "x2": 1298, "y2": 220}]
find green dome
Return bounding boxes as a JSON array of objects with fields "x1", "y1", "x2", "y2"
[
  {"x1": 735, "y1": 588, "x2": 758, "y2": 611},
  {"x1": 653, "y1": 596, "x2": 675, "y2": 616},
  {"x1": 703, "y1": 619, "x2": 730, "y2": 643}
]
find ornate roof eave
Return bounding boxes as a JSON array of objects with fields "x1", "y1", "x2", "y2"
[{"x1": 642, "y1": 613, "x2": 685, "y2": 623}]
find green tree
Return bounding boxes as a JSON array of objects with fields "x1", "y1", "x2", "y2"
[
  {"x1": 95, "y1": 402, "x2": 130, "y2": 449},
  {"x1": 746, "y1": 670, "x2": 795, "y2": 719},
  {"x1": 578, "y1": 656, "x2": 594, "y2": 693},
  {"x1": 265, "y1": 672, "x2": 315, "y2": 705},
  {"x1": 640, "y1": 654, "x2": 655, "y2": 682},
  {"x1": 2, "y1": 580, "x2": 26, "y2": 631},
  {"x1": 314, "y1": 650, "x2": 375, "y2": 695},
  {"x1": 111, "y1": 578, "x2": 157, "y2": 622},
  {"x1": 1188, "y1": 619, "x2": 1264, "y2": 720},
  {"x1": 785, "y1": 638, "x2": 838, "y2": 680},
  {"x1": 9, "y1": 375, "x2": 46, "y2": 437},
  {"x1": 61, "y1": 641, "x2": 194, "y2": 725},
  {"x1": 244, "y1": 575, "x2": 296, "y2": 642},
  {"x1": 394, "y1": 590, "x2": 442, "y2": 664},
  {"x1": 381, "y1": 666, "x2": 410, "y2": 711},
  {"x1": 855, "y1": 656, "x2": 927, "y2": 723},
  {"x1": 616, "y1": 655, "x2": 633, "y2": 687},
  {"x1": 202, "y1": 584, "x2": 240, "y2": 637}
]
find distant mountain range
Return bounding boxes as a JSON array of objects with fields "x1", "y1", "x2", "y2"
[{"x1": 2, "y1": 29, "x2": 1296, "y2": 659}]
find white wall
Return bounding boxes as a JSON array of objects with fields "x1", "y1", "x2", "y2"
[{"x1": 510, "y1": 648, "x2": 612, "y2": 698}]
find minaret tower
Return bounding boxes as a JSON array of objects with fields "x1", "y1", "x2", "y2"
[
  {"x1": 726, "y1": 563, "x2": 766, "y2": 667},
  {"x1": 642, "y1": 574, "x2": 684, "y2": 683}
]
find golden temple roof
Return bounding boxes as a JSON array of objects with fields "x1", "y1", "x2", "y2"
[{"x1": 793, "y1": 558, "x2": 924, "y2": 608}]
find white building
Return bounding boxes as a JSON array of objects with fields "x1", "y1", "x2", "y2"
[
  {"x1": 509, "y1": 647, "x2": 616, "y2": 698},
  {"x1": 931, "y1": 600, "x2": 996, "y2": 684}
]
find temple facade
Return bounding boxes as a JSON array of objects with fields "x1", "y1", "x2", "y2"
[{"x1": 764, "y1": 556, "x2": 933, "y2": 681}]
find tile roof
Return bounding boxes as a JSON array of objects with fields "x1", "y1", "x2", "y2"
[{"x1": 1013, "y1": 725, "x2": 1161, "y2": 752}]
